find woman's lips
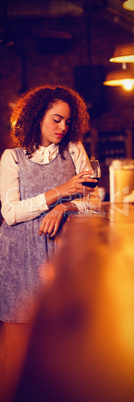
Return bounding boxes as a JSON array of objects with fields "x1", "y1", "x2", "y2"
[{"x1": 55, "y1": 133, "x2": 64, "y2": 138}]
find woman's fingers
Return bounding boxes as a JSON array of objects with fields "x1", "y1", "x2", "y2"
[
  {"x1": 48, "y1": 220, "x2": 56, "y2": 234},
  {"x1": 39, "y1": 218, "x2": 60, "y2": 237},
  {"x1": 57, "y1": 172, "x2": 97, "y2": 198},
  {"x1": 79, "y1": 177, "x2": 97, "y2": 184},
  {"x1": 39, "y1": 206, "x2": 64, "y2": 236},
  {"x1": 75, "y1": 183, "x2": 95, "y2": 194},
  {"x1": 50, "y1": 221, "x2": 59, "y2": 237},
  {"x1": 78, "y1": 170, "x2": 93, "y2": 178},
  {"x1": 39, "y1": 218, "x2": 48, "y2": 235},
  {"x1": 39, "y1": 218, "x2": 54, "y2": 236}
]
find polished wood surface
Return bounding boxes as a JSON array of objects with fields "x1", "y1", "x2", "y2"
[
  {"x1": 13, "y1": 201, "x2": 134, "y2": 402},
  {"x1": 54, "y1": 201, "x2": 134, "y2": 401},
  {"x1": 65, "y1": 201, "x2": 134, "y2": 254},
  {"x1": 1, "y1": 202, "x2": 134, "y2": 402},
  {"x1": 98, "y1": 201, "x2": 134, "y2": 224}
]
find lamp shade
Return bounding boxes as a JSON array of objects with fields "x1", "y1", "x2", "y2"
[
  {"x1": 123, "y1": 1, "x2": 134, "y2": 10},
  {"x1": 110, "y1": 43, "x2": 134, "y2": 63},
  {"x1": 103, "y1": 70, "x2": 134, "y2": 90}
]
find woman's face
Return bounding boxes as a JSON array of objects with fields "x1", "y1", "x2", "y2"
[{"x1": 40, "y1": 100, "x2": 71, "y2": 147}]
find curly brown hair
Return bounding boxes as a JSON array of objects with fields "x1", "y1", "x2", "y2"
[{"x1": 11, "y1": 85, "x2": 90, "y2": 157}]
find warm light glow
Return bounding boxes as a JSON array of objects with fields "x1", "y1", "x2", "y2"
[
  {"x1": 123, "y1": 0, "x2": 134, "y2": 10},
  {"x1": 104, "y1": 79, "x2": 134, "y2": 90},
  {"x1": 103, "y1": 70, "x2": 134, "y2": 90},
  {"x1": 110, "y1": 43, "x2": 134, "y2": 63},
  {"x1": 122, "y1": 80, "x2": 133, "y2": 91},
  {"x1": 122, "y1": 63, "x2": 127, "y2": 70},
  {"x1": 110, "y1": 55, "x2": 134, "y2": 63}
]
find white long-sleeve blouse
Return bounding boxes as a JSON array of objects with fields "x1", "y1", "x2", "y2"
[{"x1": 0, "y1": 141, "x2": 92, "y2": 226}]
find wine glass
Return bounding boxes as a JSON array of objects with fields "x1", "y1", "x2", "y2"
[
  {"x1": 81, "y1": 158, "x2": 101, "y2": 215},
  {"x1": 89, "y1": 158, "x2": 101, "y2": 186},
  {"x1": 82, "y1": 158, "x2": 101, "y2": 188}
]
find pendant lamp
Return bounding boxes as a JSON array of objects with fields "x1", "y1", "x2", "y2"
[
  {"x1": 110, "y1": 43, "x2": 134, "y2": 63},
  {"x1": 123, "y1": 1, "x2": 134, "y2": 10},
  {"x1": 103, "y1": 70, "x2": 134, "y2": 91}
]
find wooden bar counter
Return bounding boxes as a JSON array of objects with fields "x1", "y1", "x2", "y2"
[
  {"x1": 51, "y1": 201, "x2": 134, "y2": 402},
  {"x1": 2, "y1": 202, "x2": 134, "y2": 402}
]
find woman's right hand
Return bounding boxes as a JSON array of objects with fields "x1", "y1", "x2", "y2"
[
  {"x1": 57, "y1": 171, "x2": 96, "y2": 197},
  {"x1": 45, "y1": 171, "x2": 97, "y2": 208}
]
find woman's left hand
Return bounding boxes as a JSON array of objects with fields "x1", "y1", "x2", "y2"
[{"x1": 39, "y1": 204, "x2": 65, "y2": 237}]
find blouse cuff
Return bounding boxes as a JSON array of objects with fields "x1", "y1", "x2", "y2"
[{"x1": 70, "y1": 199, "x2": 87, "y2": 213}]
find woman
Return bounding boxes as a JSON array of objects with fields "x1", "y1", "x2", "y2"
[
  {"x1": 0, "y1": 85, "x2": 99, "y2": 401},
  {"x1": 0, "y1": 85, "x2": 98, "y2": 323}
]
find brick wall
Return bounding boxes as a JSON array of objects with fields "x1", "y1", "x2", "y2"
[{"x1": 0, "y1": 11, "x2": 134, "y2": 160}]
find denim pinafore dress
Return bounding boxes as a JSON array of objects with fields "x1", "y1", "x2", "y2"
[{"x1": 0, "y1": 147, "x2": 76, "y2": 322}]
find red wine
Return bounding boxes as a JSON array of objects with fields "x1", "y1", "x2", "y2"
[{"x1": 82, "y1": 177, "x2": 100, "y2": 188}]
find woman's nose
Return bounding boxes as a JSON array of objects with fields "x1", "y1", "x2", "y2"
[{"x1": 59, "y1": 120, "x2": 66, "y2": 131}]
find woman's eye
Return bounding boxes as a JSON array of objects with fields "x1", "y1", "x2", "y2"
[{"x1": 54, "y1": 119, "x2": 60, "y2": 123}]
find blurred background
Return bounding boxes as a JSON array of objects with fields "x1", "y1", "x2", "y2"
[{"x1": 0, "y1": 0, "x2": 134, "y2": 200}]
